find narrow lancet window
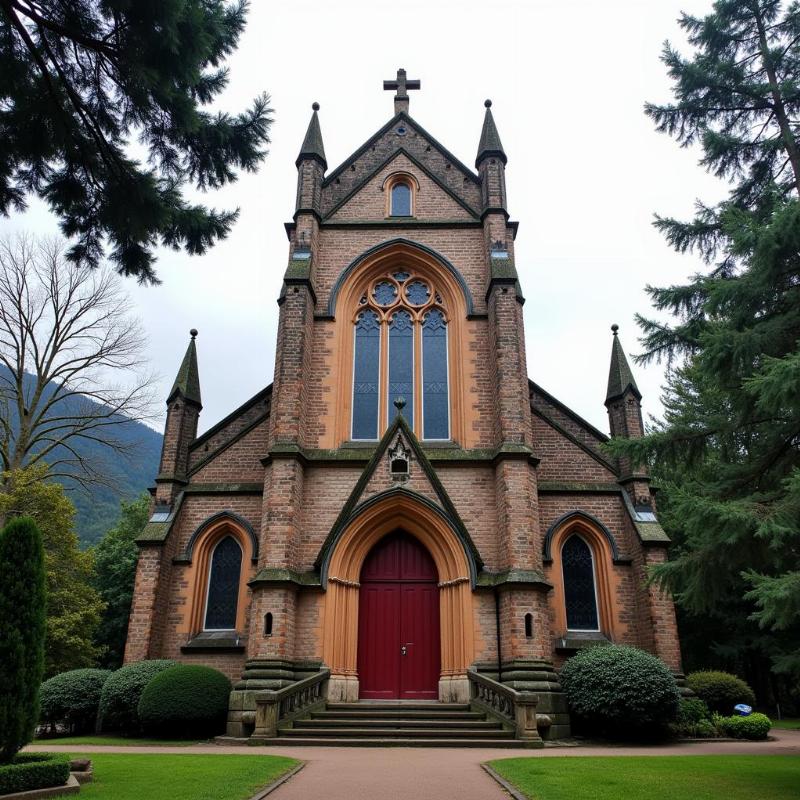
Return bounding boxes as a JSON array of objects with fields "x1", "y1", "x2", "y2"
[
  {"x1": 562, "y1": 535, "x2": 600, "y2": 631},
  {"x1": 352, "y1": 310, "x2": 381, "y2": 439},
  {"x1": 422, "y1": 309, "x2": 449, "y2": 439},
  {"x1": 388, "y1": 310, "x2": 414, "y2": 428},
  {"x1": 204, "y1": 536, "x2": 242, "y2": 630},
  {"x1": 391, "y1": 182, "x2": 412, "y2": 216}
]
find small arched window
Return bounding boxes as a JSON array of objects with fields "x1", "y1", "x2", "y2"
[
  {"x1": 204, "y1": 536, "x2": 242, "y2": 630},
  {"x1": 390, "y1": 181, "x2": 412, "y2": 216},
  {"x1": 561, "y1": 534, "x2": 599, "y2": 631}
]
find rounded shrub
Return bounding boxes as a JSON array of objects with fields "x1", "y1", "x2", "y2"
[
  {"x1": 677, "y1": 697, "x2": 711, "y2": 725},
  {"x1": 716, "y1": 712, "x2": 771, "y2": 740},
  {"x1": 99, "y1": 660, "x2": 175, "y2": 733},
  {"x1": 137, "y1": 665, "x2": 231, "y2": 738},
  {"x1": 560, "y1": 645, "x2": 681, "y2": 737},
  {"x1": 39, "y1": 669, "x2": 112, "y2": 734},
  {"x1": 686, "y1": 671, "x2": 756, "y2": 715}
]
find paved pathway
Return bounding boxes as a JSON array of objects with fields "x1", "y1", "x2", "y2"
[{"x1": 27, "y1": 729, "x2": 800, "y2": 800}]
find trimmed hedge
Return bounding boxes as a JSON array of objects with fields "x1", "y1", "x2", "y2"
[
  {"x1": 560, "y1": 644, "x2": 680, "y2": 736},
  {"x1": 716, "y1": 712, "x2": 772, "y2": 740},
  {"x1": 0, "y1": 753, "x2": 70, "y2": 795},
  {"x1": 676, "y1": 697, "x2": 711, "y2": 725},
  {"x1": 0, "y1": 517, "x2": 47, "y2": 762},
  {"x1": 138, "y1": 665, "x2": 231, "y2": 737},
  {"x1": 40, "y1": 669, "x2": 112, "y2": 734},
  {"x1": 686, "y1": 670, "x2": 757, "y2": 715},
  {"x1": 99, "y1": 660, "x2": 176, "y2": 733}
]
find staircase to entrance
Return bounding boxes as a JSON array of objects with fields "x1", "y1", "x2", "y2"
[{"x1": 249, "y1": 700, "x2": 533, "y2": 747}]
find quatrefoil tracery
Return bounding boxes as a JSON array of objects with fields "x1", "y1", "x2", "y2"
[{"x1": 354, "y1": 270, "x2": 447, "y2": 325}]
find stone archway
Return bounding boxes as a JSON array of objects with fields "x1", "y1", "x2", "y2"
[{"x1": 321, "y1": 493, "x2": 474, "y2": 702}]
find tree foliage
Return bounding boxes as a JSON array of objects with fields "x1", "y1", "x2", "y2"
[
  {"x1": 0, "y1": 465, "x2": 104, "y2": 676},
  {"x1": 610, "y1": 0, "x2": 800, "y2": 699},
  {"x1": 0, "y1": 516, "x2": 46, "y2": 762},
  {"x1": 0, "y1": 0, "x2": 272, "y2": 283},
  {"x1": 92, "y1": 493, "x2": 149, "y2": 668}
]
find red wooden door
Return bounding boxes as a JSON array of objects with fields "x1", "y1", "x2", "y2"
[{"x1": 357, "y1": 532, "x2": 440, "y2": 700}]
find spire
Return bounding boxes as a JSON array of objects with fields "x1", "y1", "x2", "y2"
[
  {"x1": 296, "y1": 102, "x2": 326, "y2": 169},
  {"x1": 476, "y1": 99, "x2": 507, "y2": 168},
  {"x1": 605, "y1": 325, "x2": 641, "y2": 405},
  {"x1": 167, "y1": 329, "x2": 202, "y2": 408}
]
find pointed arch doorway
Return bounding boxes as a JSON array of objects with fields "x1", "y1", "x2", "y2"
[{"x1": 357, "y1": 531, "x2": 441, "y2": 699}]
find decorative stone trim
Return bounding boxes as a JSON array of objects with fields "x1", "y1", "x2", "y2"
[
  {"x1": 438, "y1": 576, "x2": 469, "y2": 588},
  {"x1": 328, "y1": 575, "x2": 361, "y2": 588}
]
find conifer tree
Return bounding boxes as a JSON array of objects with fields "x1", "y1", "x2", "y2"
[
  {"x1": 610, "y1": 0, "x2": 800, "y2": 692},
  {"x1": 0, "y1": 516, "x2": 46, "y2": 762},
  {"x1": 0, "y1": 1, "x2": 272, "y2": 283}
]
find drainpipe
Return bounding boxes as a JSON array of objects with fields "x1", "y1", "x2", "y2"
[{"x1": 494, "y1": 587, "x2": 502, "y2": 682}]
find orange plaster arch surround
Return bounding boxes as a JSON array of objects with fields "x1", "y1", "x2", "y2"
[
  {"x1": 322, "y1": 492, "x2": 475, "y2": 702},
  {"x1": 544, "y1": 514, "x2": 621, "y2": 642},
  {"x1": 329, "y1": 240, "x2": 472, "y2": 447}
]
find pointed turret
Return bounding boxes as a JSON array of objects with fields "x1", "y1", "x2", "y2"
[
  {"x1": 155, "y1": 329, "x2": 202, "y2": 504},
  {"x1": 605, "y1": 325, "x2": 646, "y2": 483},
  {"x1": 605, "y1": 324, "x2": 641, "y2": 406},
  {"x1": 476, "y1": 99, "x2": 507, "y2": 168},
  {"x1": 167, "y1": 328, "x2": 202, "y2": 408},
  {"x1": 296, "y1": 102, "x2": 326, "y2": 169}
]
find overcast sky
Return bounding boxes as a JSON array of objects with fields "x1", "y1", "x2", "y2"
[{"x1": 2, "y1": 0, "x2": 726, "y2": 436}]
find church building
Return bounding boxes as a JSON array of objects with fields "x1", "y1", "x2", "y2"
[{"x1": 125, "y1": 71, "x2": 683, "y2": 744}]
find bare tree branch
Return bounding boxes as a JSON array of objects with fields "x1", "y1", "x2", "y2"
[{"x1": 0, "y1": 233, "x2": 158, "y2": 490}]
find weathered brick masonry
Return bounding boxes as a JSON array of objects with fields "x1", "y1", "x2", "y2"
[{"x1": 125, "y1": 73, "x2": 683, "y2": 737}]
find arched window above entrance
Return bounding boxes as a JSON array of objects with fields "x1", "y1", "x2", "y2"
[{"x1": 351, "y1": 270, "x2": 450, "y2": 441}]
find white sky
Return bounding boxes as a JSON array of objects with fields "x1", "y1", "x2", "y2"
[{"x1": 2, "y1": 0, "x2": 725, "y2": 436}]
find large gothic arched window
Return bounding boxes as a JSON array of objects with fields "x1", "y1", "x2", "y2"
[
  {"x1": 204, "y1": 536, "x2": 243, "y2": 630},
  {"x1": 561, "y1": 534, "x2": 600, "y2": 631},
  {"x1": 352, "y1": 270, "x2": 450, "y2": 441}
]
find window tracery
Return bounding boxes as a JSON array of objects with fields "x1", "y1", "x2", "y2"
[{"x1": 352, "y1": 269, "x2": 450, "y2": 441}]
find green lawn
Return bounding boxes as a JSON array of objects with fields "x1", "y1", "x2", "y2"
[
  {"x1": 771, "y1": 717, "x2": 800, "y2": 730},
  {"x1": 75, "y1": 753, "x2": 299, "y2": 800},
  {"x1": 487, "y1": 756, "x2": 800, "y2": 800},
  {"x1": 35, "y1": 734, "x2": 206, "y2": 746}
]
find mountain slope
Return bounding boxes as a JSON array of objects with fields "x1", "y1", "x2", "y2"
[{"x1": 1, "y1": 367, "x2": 162, "y2": 546}]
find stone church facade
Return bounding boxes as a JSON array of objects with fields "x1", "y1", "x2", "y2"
[{"x1": 125, "y1": 71, "x2": 682, "y2": 741}]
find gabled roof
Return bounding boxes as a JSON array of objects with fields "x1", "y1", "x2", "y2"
[
  {"x1": 314, "y1": 412, "x2": 483, "y2": 578},
  {"x1": 167, "y1": 333, "x2": 201, "y2": 408},
  {"x1": 323, "y1": 111, "x2": 479, "y2": 189},
  {"x1": 605, "y1": 326, "x2": 641, "y2": 404}
]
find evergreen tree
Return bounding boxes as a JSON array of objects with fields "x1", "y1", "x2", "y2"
[
  {"x1": 0, "y1": 466, "x2": 105, "y2": 676},
  {"x1": 611, "y1": 0, "x2": 800, "y2": 700},
  {"x1": 92, "y1": 493, "x2": 150, "y2": 668},
  {"x1": 0, "y1": 516, "x2": 46, "y2": 762},
  {"x1": 0, "y1": 1, "x2": 272, "y2": 283}
]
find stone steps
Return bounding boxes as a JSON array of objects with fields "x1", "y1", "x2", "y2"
[{"x1": 245, "y1": 699, "x2": 537, "y2": 748}]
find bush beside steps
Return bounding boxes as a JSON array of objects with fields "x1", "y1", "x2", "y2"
[{"x1": 0, "y1": 753, "x2": 70, "y2": 796}]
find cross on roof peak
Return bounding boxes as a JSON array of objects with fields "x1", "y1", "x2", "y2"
[{"x1": 383, "y1": 68, "x2": 420, "y2": 115}]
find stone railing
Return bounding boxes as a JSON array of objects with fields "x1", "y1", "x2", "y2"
[
  {"x1": 252, "y1": 668, "x2": 330, "y2": 738},
  {"x1": 467, "y1": 668, "x2": 543, "y2": 746}
]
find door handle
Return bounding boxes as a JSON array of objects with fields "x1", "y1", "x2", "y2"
[{"x1": 400, "y1": 645, "x2": 407, "y2": 656}]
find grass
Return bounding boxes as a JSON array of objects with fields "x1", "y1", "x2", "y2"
[
  {"x1": 76, "y1": 753, "x2": 299, "y2": 800},
  {"x1": 487, "y1": 756, "x2": 800, "y2": 800},
  {"x1": 35, "y1": 734, "x2": 206, "y2": 746},
  {"x1": 770, "y1": 717, "x2": 800, "y2": 730}
]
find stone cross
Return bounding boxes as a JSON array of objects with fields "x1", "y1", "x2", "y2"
[{"x1": 383, "y1": 68, "x2": 420, "y2": 115}]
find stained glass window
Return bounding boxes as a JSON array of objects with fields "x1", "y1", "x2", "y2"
[
  {"x1": 372, "y1": 281, "x2": 397, "y2": 306},
  {"x1": 391, "y1": 182, "x2": 412, "y2": 216},
  {"x1": 388, "y1": 310, "x2": 414, "y2": 428},
  {"x1": 405, "y1": 280, "x2": 430, "y2": 305},
  {"x1": 422, "y1": 309, "x2": 449, "y2": 439},
  {"x1": 562, "y1": 535, "x2": 599, "y2": 631},
  {"x1": 204, "y1": 536, "x2": 242, "y2": 630},
  {"x1": 352, "y1": 310, "x2": 381, "y2": 439}
]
